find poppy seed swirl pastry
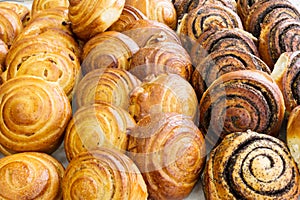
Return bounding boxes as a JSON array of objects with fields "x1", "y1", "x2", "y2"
[
  {"x1": 62, "y1": 147, "x2": 148, "y2": 199},
  {"x1": 127, "y1": 113, "x2": 206, "y2": 200},
  {"x1": 199, "y1": 70, "x2": 285, "y2": 147},
  {"x1": 0, "y1": 76, "x2": 71, "y2": 155},
  {"x1": 0, "y1": 152, "x2": 64, "y2": 200},
  {"x1": 203, "y1": 130, "x2": 300, "y2": 200}
]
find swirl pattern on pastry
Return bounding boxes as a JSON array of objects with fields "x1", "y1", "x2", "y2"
[
  {"x1": 129, "y1": 42, "x2": 193, "y2": 81},
  {"x1": 64, "y1": 102, "x2": 136, "y2": 162},
  {"x1": 236, "y1": 0, "x2": 259, "y2": 22},
  {"x1": 0, "y1": 76, "x2": 71, "y2": 155},
  {"x1": 0, "y1": 1, "x2": 30, "y2": 22},
  {"x1": 0, "y1": 39, "x2": 7, "y2": 71},
  {"x1": 81, "y1": 31, "x2": 139, "y2": 75},
  {"x1": 68, "y1": 0, "x2": 125, "y2": 40},
  {"x1": 172, "y1": 0, "x2": 200, "y2": 21},
  {"x1": 127, "y1": 113, "x2": 206, "y2": 200},
  {"x1": 0, "y1": 152, "x2": 64, "y2": 200},
  {"x1": 199, "y1": 70, "x2": 285, "y2": 146},
  {"x1": 31, "y1": 0, "x2": 69, "y2": 16},
  {"x1": 203, "y1": 130, "x2": 300, "y2": 200},
  {"x1": 62, "y1": 148, "x2": 148, "y2": 199}
]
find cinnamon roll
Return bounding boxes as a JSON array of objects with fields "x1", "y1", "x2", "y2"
[
  {"x1": 64, "y1": 102, "x2": 136, "y2": 161},
  {"x1": 31, "y1": 0, "x2": 69, "y2": 16},
  {"x1": 271, "y1": 51, "x2": 300, "y2": 112},
  {"x1": 129, "y1": 73, "x2": 198, "y2": 122},
  {"x1": 108, "y1": 5, "x2": 147, "y2": 32},
  {"x1": 62, "y1": 148, "x2": 148, "y2": 199},
  {"x1": 129, "y1": 42, "x2": 193, "y2": 81},
  {"x1": 199, "y1": 70, "x2": 285, "y2": 147},
  {"x1": 125, "y1": 0, "x2": 177, "y2": 29},
  {"x1": 177, "y1": 4, "x2": 243, "y2": 52},
  {"x1": 0, "y1": 152, "x2": 64, "y2": 200},
  {"x1": 122, "y1": 19, "x2": 181, "y2": 47},
  {"x1": 74, "y1": 68, "x2": 141, "y2": 110},
  {"x1": 0, "y1": 76, "x2": 72, "y2": 155},
  {"x1": 127, "y1": 113, "x2": 206, "y2": 200},
  {"x1": 0, "y1": 1, "x2": 30, "y2": 23},
  {"x1": 68, "y1": 0, "x2": 125, "y2": 40},
  {"x1": 203, "y1": 130, "x2": 300, "y2": 200},
  {"x1": 81, "y1": 31, "x2": 139, "y2": 75}
]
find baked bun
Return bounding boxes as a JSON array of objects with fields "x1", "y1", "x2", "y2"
[
  {"x1": 74, "y1": 68, "x2": 141, "y2": 110},
  {"x1": 62, "y1": 147, "x2": 148, "y2": 199},
  {"x1": 203, "y1": 130, "x2": 300, "y2": 200},
  {"x1": 127, "y1": 113, "x2": 206, "y2": 200},
  {"x1": 199, "y1": 70, "x2": 285, "y2": 147},
  {"x1": 129, "y1": 73, "x2": 198, "y2": 122},
  {"x1": 0, "y1": 76, "x2": 71, "y2": 155},
  {"x1": 64, "y1": 102, "x2": 136, "y2": 161},
  {"x1": 0, "y1": 152, "x2": 64, "y2": 200},
  {"x1": 0, "y1": 1, "x2": 30, "y2": 23},
  {"x1": 68, "y1": 0, "x2": 125, "y2": 40}
]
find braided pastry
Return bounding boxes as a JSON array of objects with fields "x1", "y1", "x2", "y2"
[
  {"x1": 203, "y1": 130, "x2": 300, "y2": 200},
  {"x1": 0, "y1": 152, "x2": 64, "y2": 200},
  {"x1": 68, "y1": 0, "x2": 125, "y2": 40},
  {"x1": 127, "y1": 113, "x2": 206, "y2": 200},
  {"x1": 199, "y1": 70, "x2": 285, "y2": 146},
  {"x1": 62, "y1": 148, "x2": 148, "y2": 199},
  {"x1": 0, "y1": 76, "x2": 71, "y2": 155}
]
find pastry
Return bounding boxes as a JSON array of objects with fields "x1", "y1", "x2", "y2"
[
  {"x1": 0, "y1": 1, "x2": 30, "y2": 23},
  {"x1": 62, "y1": 147, "x2": 148, "y2": 199},
  {"x1": 81, "y1": 31, "x2": 139, "y2": 75},
  {"x1": 108, "y1": 5, "x2": 147, "y2": 32},
  {"x1": 271, "y1": 51, "x2": 300, "y2": 113},
  {"x1": 68, "y1": 0, "x2": 125, "y2": 40},
  {"x1": 203, "y1": 130, "x2": 300, "y2": 200},
  {"x1": 31, "y1": 0, "x2": 69, "y2": 16},
  {"x1": 0, "y1": 76, "x2": 71, "y2": 155},
  {"x1": 74, "y1": 68, "x2": 141, "y2": 110},
  {"x1": 236, "y1": 0, "x2": 260, "y2": 22},
  {"x1": 199, "y1": 70, "x2": 285, "y2": 147},
  {"x1": 172, "y1": 0, "x2": 200, "y2": 21},
  {"x1": 127, "y1": 113, "x2": 206, "y2": 200},
  {"x1": 0, "y1": 39, "x2": 7, "y2": 71},
  {"x1": 64, "y1": 102, "x2": 136, "y2": 161},
  {"x1": 129, "y1": 73, "x2": 198, "y2": 122},
  {"x1": 129, "y1": 42, "x2": 193, "y2": 81},
  {"x1": 0, "y1": 152, "x2": 64, "y2": 200},
  {"x1": 125, "y1": 0, "x2": 177, "y2": 29}
]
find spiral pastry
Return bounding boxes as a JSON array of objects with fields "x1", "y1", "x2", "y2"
[
  {"x1": 271, "y1": 51, "x2": 300, "y2": 112},
  {"x1": 172, "y1": 0, "x2": 199, "y2": 21},
  {"x1": 127, "y1": 113, "x2": 206, "y2": 200},
  {"x1": 108, "y1": 5, "x2": 147, "y2": 32},
  {"x1": 236, "y1": 0, "x2": 259, "y2": 22},
  {"x1": 178, "y1": 4, "x2": 243, "y2": 52},
  {"x1": 190, "y1": 28, "x2": 259, "y2": 66},
  {"x1": 31, "y1": 0, "x2": 69, "y2": 16},
  {"x1": 81, "y1": 31, "x2": 139, "y2": 75},
  {"x1": 0, "y1": 76, "x2": 71, "y2": 155},
  {"x1": 0, "y1": 1, "x2": 30, "y2": 23},
  {"x1": 63, "y1": 148, "x2": 148, "y2": 199},
  {"x1": 68, "y1": 0, "x2": 125, "y2": 40},
  {"x1": 64, "y1": 102, "x2": 136, "y2": 161},
  {"x1": 192, "y1": 49, "x2": 271, "y2": 96},
  {"x1": 199, "y1": 70, "x2": 285, "y2": 146},
  {"x1": 259, "y1": 18, "x2": 300, "y2": 69},
  {"x1": 122, "y1": 19, "x2": 181, "y2": 47},
  {"x1": 0, "y1": 39, "x2": 7, "y2": 71},
  {"x1": 0, "y1": 152, "x2": 64, "y2": 200},
  {"x1": 204, "y1": 130, "x2": 300, "y2": 200},
  {"x1": 74, "y1": 68, "x2": 141, "y2": 110},
  {"x1": 244, "y1": 0, "x2": 300, "y2": 38},
  {"x1": 129, "y1": 73, "x2": 198, "y2": 122},
  {"x1": 125, "y1": 0, "x2": 177, "y2": 29},
  {"x1": 0, "y1": 7, "x2": 23, "y2": 47}
]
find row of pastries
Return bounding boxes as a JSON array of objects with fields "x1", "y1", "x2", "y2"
[{"x1": 0, "y1": 0, "x2": 300, "y2": 199}]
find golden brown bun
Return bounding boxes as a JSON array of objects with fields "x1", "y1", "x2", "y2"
[
  {"x1": 31, "y1": 0, "x2": 69, "y2": 16},
  {"x1": 0, "y1": 39, "x2": 7, "y2": 70},
  {"x1": 129, "y1": 42, "x2": 193, "y2": 81},
  {"x1": 74, "y1": 68, "x2": 141, "y2": 110},
  {"x1": 0, "y1": 1, "x2": 30, "y2": 22},
  {"x1": 203, "y1": 130, "x2": 300, "y2": 200},
  {"x1": 0, "y1": 152, "x2": 64, "y2": 200},
  {"x1": 64, "y1": 102, "x2": 136, "y2": 161},
  {"x1": 122, "y1": 19, "x2": 181, "y2": 47},
  {"x1": 62, "y1": 147, "x2": 148, "y2": 199},
  {"x1": 125, "y1": 0, "x2": 177, "y2": 29},
  {"x1": 199, "y1": 70, "x2": 285, "y2": 147},
  {"x1": 129, "y1": 73, "x2": 198, "y2": 122},
  {"x1": 68, "y1": 0, "x2": 125, "y2": 40},
  {"x1": 127, "y1": 113, "x2": 206, "y2": 200},
  {"x1": 0, "y1": 76, "x2": 71, "y2": 155}
]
